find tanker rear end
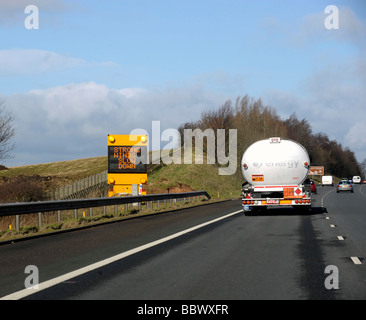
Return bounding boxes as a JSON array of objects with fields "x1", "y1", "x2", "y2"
[{"x1": 241, "y1": 137, "x2": 311, "y2": 214}]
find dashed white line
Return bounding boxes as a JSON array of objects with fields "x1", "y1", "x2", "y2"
[
  {"x1": 0, "y1": 209, "x2": 242, "y2": 300},
  {"x1": 319, "y1": 189, "x2": 363, "y2": 266},
  {"x1": 321, "y1": 188, "x2": 335, "y2": 207},
  {"x1": 350, "y1": 257, "x2": 362, "y2": 265}
]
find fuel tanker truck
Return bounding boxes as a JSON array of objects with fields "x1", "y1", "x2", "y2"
[{"x1": 241, "y1": 137, "x2": 311, "y2": 214}]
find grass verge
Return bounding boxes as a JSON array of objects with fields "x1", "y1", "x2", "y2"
[{"x1": 0, "y1": 197, "x2": 236, "y2": 244}]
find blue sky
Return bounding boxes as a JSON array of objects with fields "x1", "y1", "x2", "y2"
[{"x1": 0, "y1": 0, "x2": 365, "y2": 167}]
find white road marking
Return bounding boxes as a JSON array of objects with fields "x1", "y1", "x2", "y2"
[
  {"x1": 321, "y1": 188, "x2": 335, "y2": 207},
  {"x1": 1, "y1": 209, "x2": 242, "y2": 300},
  {"x1": 350, "y1": 257, "x2": 362, "y2": 265},
  {"x1": 320, "y1": 188, "x2": 364, "y2": 266}
]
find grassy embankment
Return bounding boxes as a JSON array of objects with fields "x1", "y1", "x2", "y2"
[{"x1": 0, "y1": 154, "x2": 242, "y2": 241}]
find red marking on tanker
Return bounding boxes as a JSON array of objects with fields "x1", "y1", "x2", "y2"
[{"x1": 255, "y1": 185, "x2": 298, "y2": 189}]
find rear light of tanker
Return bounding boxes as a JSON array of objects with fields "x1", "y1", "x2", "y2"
[{"x1": 295, "y1": 199, "x2": 311, "y2": 204}]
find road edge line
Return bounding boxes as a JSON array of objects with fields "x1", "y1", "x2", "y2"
[{"x1": 1, "y1": 209, "x2": 242, "y2": 300}]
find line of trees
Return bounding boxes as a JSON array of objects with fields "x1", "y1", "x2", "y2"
[{"x1": 178, "y1": 95, "x2": 363, "y2": 179}]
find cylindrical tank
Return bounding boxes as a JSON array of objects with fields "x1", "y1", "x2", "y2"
[{"x1": 241, "y1": 137, "x2": 310, "y2": 186}]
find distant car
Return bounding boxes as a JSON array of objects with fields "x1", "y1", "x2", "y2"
[
  {"x1": 353, "y1": 176, "x2": 361, "y2": 184},
  {"x1": 310, "y1": 180, "x2": 317, "y2": 194},
  {"x1": 322, "y1": 175, "x2": 333, "y2": 186},
  {"x1": 337, "y1": 180, "x2": 354, "y2": 193}
]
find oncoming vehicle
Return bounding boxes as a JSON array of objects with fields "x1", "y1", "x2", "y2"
[
  {"x1": 336, "y1": 180, "x2": 354, "y2": 193},
  {"x1": 353, "y1": 176, "x2": 361, "y2": 184}
]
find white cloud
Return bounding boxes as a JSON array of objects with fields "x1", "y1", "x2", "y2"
[
  {"x1": 345, "y1": 121, "x2": 366, "y2": 151},
  {"x1": 0, "y1": 49, "x2": 116, "y2": 76},
  {"x1": 262, "y1": 6, "x2": 366, "y2": 162},
  {"x1": 2, "y1": 81, "x2": 228, "y2": 166},
  {"x1": 293, "y1": 6, "x2": 366, "y2": 47},
  {"x1": 264, "y1": 59, "x2": 366, "y2": 162}
]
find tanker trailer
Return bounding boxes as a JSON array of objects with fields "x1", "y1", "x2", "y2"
[{"x1": 241, "y1": 137, "x2": 311, "y2": 214}]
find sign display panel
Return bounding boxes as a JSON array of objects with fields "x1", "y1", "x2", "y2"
[{"x1": 108, "y1": 145, "x2": 147, "y2": 174}]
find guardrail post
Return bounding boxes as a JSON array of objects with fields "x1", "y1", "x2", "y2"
[
  {"x1": 57, "y1": 210, "x2": 61, "y2": 223},
  {"x1": 74, "y1": 209, "x2": 78, "y2": 220},
  {"x1": 15, "y1": 215, "x2": 20, "y2": 231},
  {"x1": 38, "y1": 212, "x2": 42, "y2": 227}
]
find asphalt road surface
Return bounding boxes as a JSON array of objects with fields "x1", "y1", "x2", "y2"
[{"x1": 1, "y1": 184, "x2": 366, "y2": 300}]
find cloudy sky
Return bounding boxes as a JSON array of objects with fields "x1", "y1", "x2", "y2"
[{"x1": 0, "y1": 0, "x2": 365, "y2": 167}]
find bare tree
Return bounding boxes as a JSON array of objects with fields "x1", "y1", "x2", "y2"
[{"x1": 0, "y1": 100, "x2": 15, "y2": 162}]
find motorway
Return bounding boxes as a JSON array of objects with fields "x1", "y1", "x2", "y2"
[{"x1": 0, "y1": 184, "x2": 366, "y2": 300}]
